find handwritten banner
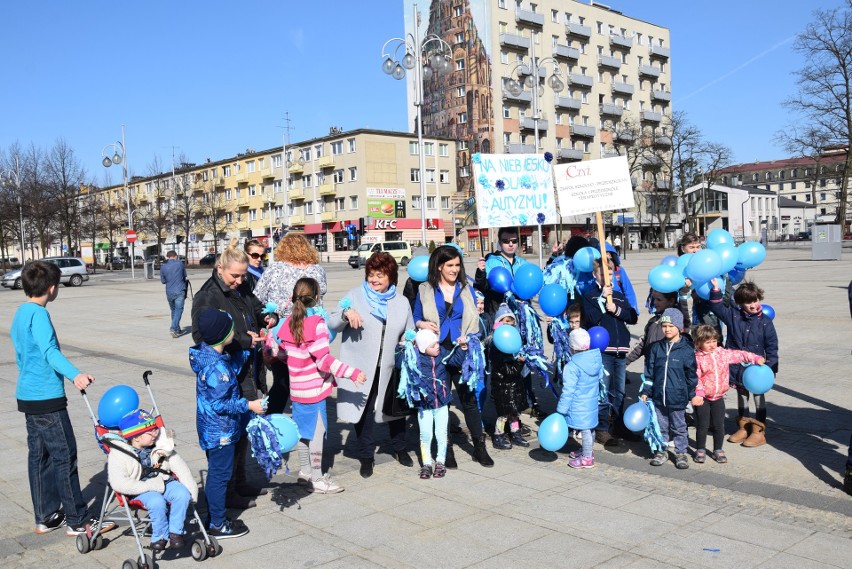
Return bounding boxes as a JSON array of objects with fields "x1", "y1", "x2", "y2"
[
  {"x1": 554, "y1": 156, "x2": 635, "y2": 216},
  {"x1": 472, "y1": 153, "x2": 557, "y2": 228}
]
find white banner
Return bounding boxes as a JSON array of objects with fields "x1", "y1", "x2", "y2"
[
  {"x1": 366, "y1": 187, "x2": 406, "y2": 199},
  {"x1": 554, "y1": 156, "x2": 635, "y2": 217},
  {"x1": 472, "y1": 153, "x2": 557, "y2": 228}
]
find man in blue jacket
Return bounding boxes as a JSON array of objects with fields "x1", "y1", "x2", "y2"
[{"x1": 160, "y1": 250, "x2": 187, "y2": 338}]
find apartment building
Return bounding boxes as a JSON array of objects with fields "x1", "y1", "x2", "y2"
[
  {"x1": 89, "y1": 129, "x2": 458, "y2": 263},
  {"x1": 406, "y1": 0, "x2": 672, "y2": 247},
  {"x1": 683, "y1": 183, "x2": 780, "y2": 241}
]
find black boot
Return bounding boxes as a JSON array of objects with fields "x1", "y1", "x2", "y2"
[
  {"x1": 491, "y1": 433, "x2": 512, "y2": 450},
  {"x1": 510, "y1": 431, "x2": 530, "y2": 447},
  {"x1": 473, "y1": 435, "x2": 494, "y2": 467},
  {"x1": 445, "y1": 443, "x2": 458, "y2": 469}
]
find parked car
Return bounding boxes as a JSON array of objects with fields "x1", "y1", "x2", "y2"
[
  {"x1": 199, "y1": 253, "x2": 217, "y2": 267},
  {"x1": 147, "y1": 255, "x2": 166, "y2": 269},
  {"x1": 2, "y1": 256, "x2": 89, "y2": 289},
  {"x1": 348, "y1": 241, "x2": 411, "y2": 268},
  {"x1": 844, "y1": 232, "x2": 852, "y2": 240}
]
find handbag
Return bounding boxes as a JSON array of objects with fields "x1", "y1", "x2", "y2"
[{"x1": 382, "y1": 364, "x2": 416, "y2": 417}]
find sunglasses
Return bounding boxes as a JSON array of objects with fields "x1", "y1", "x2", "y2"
[
  {"x1": 501, "y1": 238, "x2": 519, "y2": 245},
  {"x1": 248, "y1": 252, "x2": 263, "y2": 259}
]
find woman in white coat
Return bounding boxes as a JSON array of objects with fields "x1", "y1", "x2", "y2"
[{"x1": 327, "y1": 252, "x2": 415, "y2": 478}]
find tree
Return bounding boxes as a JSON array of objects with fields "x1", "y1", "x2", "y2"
[
  {"x1": 136, "y1": 156, "x2": 174, "y2": 256},
  {"x1": 196, "y1": 181, "x2": 233, "y2": 254},
  {"x1": 22, "y1": 143, "x2": 57, "y2": 257},
  {"x1": 784, "y1": 5, "x2": 852, "y2": 228},
  {"x1": 776, "y1": 126, "x2": 833, "y2": 210},
  {"x1": 172, "y1": 163, "x2": 203, "y2": 258},
  {"x1": 45, "y1": 138, "x2": 86, "y2": 256}
]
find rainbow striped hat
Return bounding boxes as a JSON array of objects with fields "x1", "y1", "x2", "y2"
[{"x1": 119, "y1": 409, "x2": 158, "y2": 439}]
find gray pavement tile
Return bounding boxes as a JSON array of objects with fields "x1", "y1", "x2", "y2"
[
  {"x1": 704, "y1": 512, "x2": 812, "y2": 551},
  {"x1": 435, "y1": 472, "x2": 543, "y2": 509},
  {"x1": 619, "y1": 494, "x2": 718, "y2": 526},
  {"x1": 786, "y1": 532, "x2": 852, "y2": 566},
  {"x1": 278, "y1": 490, "x2": 379, "y2": 529},
  {"x1": 469, "y1": 532, "x2": 622, "y2": 569},
  {"x1": 756, "y1": 551, "x2": 844, "y2": 569},
  {"x1": 313, "y1": 554, "x2": 396, "y2": 569},
  {"x1": 388, "y1": 494, "x2": 480, "y2": 529},
  {"x1": 373, "y1": 527, "x2": 495, "y2": 568},
  {"x1": 561, "y1": 479, "x2": 649, "y2": 509},
  {"x1": 635, "y1": 531, "x2": 778, "y2": 569},
  {"x1": 441, "y1": 511, "x2": 553, "y2": 551},
  {"x1": 207, "y1": 533, "x2": 348, "y2": 568},
  {"x1": 0, "y1": 538, "x2": 24, "y2": 558},
  {"x1": 345, "y1": 480, "x2": 432, "y2": 512},
  {"x1": 322, "y1": 511, "x2": 426, "y2": 550}
]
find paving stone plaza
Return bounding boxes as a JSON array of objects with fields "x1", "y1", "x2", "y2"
[{"x1": 0, "y1": 246, "x2": 849, "y2": 568}]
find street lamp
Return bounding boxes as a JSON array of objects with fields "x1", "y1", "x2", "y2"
[
  {"x1": 1, "y1": 156, "x2": 26, "y2": 265},
  {"x1": 381, "y1": 2, "x2": 451, "y2": 245},
  {"x1": 101, "y1": 124, "x2": 134, "y2": 279},
  {"x1": 697, "y1": 166, "x2": 708, "y2": 237},
  {"x1": 505, "y1": 49, "x2": 565, "y2": 151}
]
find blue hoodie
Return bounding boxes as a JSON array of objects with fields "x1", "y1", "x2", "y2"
[
  {"x1": 190, "y1": 343, "x2": 250, "y2": 451},
  {"x1": 557, "y1": 349, "x2": 603, "y2": 430}
]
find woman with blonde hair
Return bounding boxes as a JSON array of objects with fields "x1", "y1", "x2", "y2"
[
  {"x1": 191, "y1": 238, "x2": 277, "y2": 506},
  {"x1": 254, "y1": 233, "x2": 327, "y2": 414}
]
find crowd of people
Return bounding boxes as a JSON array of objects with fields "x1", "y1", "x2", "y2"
[{"x1": 24, "y1": 227, "x2": 852, "y2": 554}]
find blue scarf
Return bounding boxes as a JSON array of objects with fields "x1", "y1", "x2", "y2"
[
  {"x1": 362, "y1": 281, "x2": 396, "y2": 322},
  {"x1": 247, "y1": 264, "x2": 264, "y2": 280}
]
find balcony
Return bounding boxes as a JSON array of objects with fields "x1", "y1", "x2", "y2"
[
  {"x1": 639, "y1": 64, "x2": 662, "y2": 78},
  {"x1": 288, "y1": 163, "x2": 304, "y2": 175},
  {"x1": 499, "y1": 33, "x2": 530, "y2": 51},
  {"x1": 515, "y1": 8, "x2": 544, "y2": 27},
  {"x1": 318, "y1": 182, "x2": 336, "y2": 196},
  {"x1": 236, "y1": 172, "x2": 249, "y2": 184},
  {"x1": 502, "y1": 88, "x2": 532, "y2": 104},
  {"x1": 611, "y1": 82, "x2": 635, "y2": 96},
  {"x1": 552, "y1": 44, "x2": 580, "y2": 61},
  {"x1": 316, "y1": 155, "x2": 334, "y2": 169},
  {"x1": 642, "y1": 155, "x2": 663, "y2": 168},
  {"x1": 599, "y1": 103, "x2": 623, "y2": 117},
  {"x1": 137, "y1": 193, "x2": 150, "y2": 204},
  {"x1": 554, "y1": 95, "x2": 582, "y2": 110},
  {"x1": 214, "y1": 177, "x2": 225, "y2": 187},
  {"x1": 616, "y1": 131, "x2": 635, "y2": 144},
  {"x1": 520, "y1": 117, "x2": 549, "y2": 131},
  {"x1": 568, "y1": 73, "x2": 593, "y2": 88},
  {"x1": 289, "y1": 215, "x2": 304, "y2": 226},
  {"x1": 236, "y1": 195, "x2": 250, "y2": 207},
  {"x1": 655, "y1": 179, "x2": 673, "y2": 190},
  {"x1": 597, "y1": 55, "x2": 622, "y2": 69},
  {"x1": 602, "y1": 150, "x2": 620, "y2": 159},
  {"x1": 557, "y1": 148, "x2": 584, "y2": 161},
  {"x1": 320, "y1": 211, "x2": 337, "y2": 223},
  {"x1": 641, "y1": 110, "x2": 663, "y2": 123},
  {"x1": 609, "y1": 34, "x2": 633, "y2": 50},
  {"x1": 506, "y1": 143, "x2": 536, "y2": 154},
  {"x1": 289, "y1": 188, "x2": 305, "y2": 200},
  {"x1": 565, "y1": 22, "x2": 592, "y2": 39},
  {"x1": 649, "y1": 44, "x2": 671, "y2": 59},
  {"x1": 654, "y1": 136, "x2": 673, "y2": 148},
  {"x1": 652, "y1": 89, "x2": 672, "y2": 102},
  {"x1": 260, "y1": 167, "x2": 275, "y2": 179},
  {"x1": 570, "y1": 124, "x2": 596, "y2": 138}
]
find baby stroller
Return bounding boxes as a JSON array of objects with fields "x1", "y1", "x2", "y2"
[{"x1": 78, "y1": 370, "x2": 220, "y2": 569}]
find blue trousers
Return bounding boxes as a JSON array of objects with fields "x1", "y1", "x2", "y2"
[
  {"x1": 418, "y1": 406, "x2": 449, "y2": 466},
  {"x1": 205, "y1": 444, "x2": 235, "y2": 527},
  {"x1": 26, "y1": 409, "x2": 88, "y2": 526},
  {"x1": 167, "y1": 292, "x2": 185, "y2": 334},
  {"x1": 656, "y1": 407, "x2": 688, "y2": 454},
  {"x1": 135, "y1": 479, "x2": 191, "y2": 542}
]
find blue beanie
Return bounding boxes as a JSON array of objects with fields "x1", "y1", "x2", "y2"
[
  {"x1": 198, "y1": 308, "x2": 234, "y2": 346},
  {"x1": 659, "y1": 307, "x2": 684, "y2": 331}
]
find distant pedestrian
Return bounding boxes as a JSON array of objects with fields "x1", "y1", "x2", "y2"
[
  {"x1": 613, "y1": 235, "x2": 622, "y2": 256},
  {"x1": 160, "y1": 250, "x2": 187, "y2": 338}
]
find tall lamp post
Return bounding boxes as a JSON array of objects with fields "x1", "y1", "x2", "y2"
[
  {"x1": 1, "y1": 157, "x2": 26, "y2": 265},
  {"x1": 381, "y1": 2, "x2": 451, "y2": 246},
  {"x1": 696, "y1": 167, "x2": 707, "y2": 237},
  {"x1": 101, "y1": 125, "x2": 134, "y2": 279},
  {"x1": 504, "y1": 47, "x2": 565, "y2": 151}
]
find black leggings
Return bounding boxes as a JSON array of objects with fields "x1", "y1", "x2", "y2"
[
  {"x1": 447, "y1": 366, "x2": 484, "y2": 440},
  {"x1": 266, "y1": 358, "x2": 290, "y2": 415},
  {"x1": 353, "y1": 370, "x2": 406, "y2": 459},
  {"x1": 695, "y1": 398, "x2": 726, "y2": 452},
  {"x1": 737, "y1": 389, "x2": 767, "y2": 423}
]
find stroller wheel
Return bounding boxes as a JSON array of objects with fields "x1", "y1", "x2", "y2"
[
  {"x1": 123, "y1": 560, "x2": 136, "y2": 569},
  {"x1": 191, "y1": 538, "x2": 208, "y2": 561},
  {"x1": 207, "y1": 536, "x2": 221, "y2": 557},
  {"x1": 75, "y1": 533, "x2": 91, "y2": 554},
  {"x1": 138, "y1": 553, "x2": 153, "y2": 569},
  {"x1": 93, "y1": 535, "x2": 105, "y2": 550}
]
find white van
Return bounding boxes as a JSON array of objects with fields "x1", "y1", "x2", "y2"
[{"x1": 348, "y1": 241, "x2": 412, "y2": 268}]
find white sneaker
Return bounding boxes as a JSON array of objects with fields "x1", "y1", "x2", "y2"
[
  {"x1": 310, "y1": 475, "x2": 344, "y2": 494},
  {"x1": 296, "y1": 471, "x2": 311, "y2": 486}
]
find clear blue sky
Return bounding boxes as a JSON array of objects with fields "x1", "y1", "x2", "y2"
[{"x1": 0, "y1": 0, "x2": 843, "y2": 183}]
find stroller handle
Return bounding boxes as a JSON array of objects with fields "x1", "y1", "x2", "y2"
[{"x1": 143, "y1": 370, "x2": 153, "y2": 386}]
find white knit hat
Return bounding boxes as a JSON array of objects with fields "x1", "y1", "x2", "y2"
[
  {"x1": 569, "y1": 328, "x2": 591, "y2": 351},
  {"x1": 415, "y1": 329, "x2": 439, "y2": 354}
]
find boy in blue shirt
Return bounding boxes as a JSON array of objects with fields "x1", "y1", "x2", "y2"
[{"x1": 12, "y1": 261, "x2": 116, "y2": 537}]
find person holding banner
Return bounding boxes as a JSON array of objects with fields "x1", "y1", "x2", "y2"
[
  {"x1": 576, "y1": 257, "x2": 638, "y2": 447},
  {"x1": 415, "y1": 246, "x2": 493, "y2": 468}
]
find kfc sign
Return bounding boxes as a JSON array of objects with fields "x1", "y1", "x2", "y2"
[{"x1": 374, "y1": 219, "x2": 398, "y2": 229}]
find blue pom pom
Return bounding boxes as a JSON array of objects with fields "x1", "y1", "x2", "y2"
[{"x1": 544, "y1": 151, "x2": 553, "y2": 163}]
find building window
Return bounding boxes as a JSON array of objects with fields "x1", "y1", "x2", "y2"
[
  {"x1": 302, "y1": 148, "x2": 311, "y2": 161},
  {"x1": 333, "y1": 169, "x2": 344, "y2": 183},
  {"x1": 350, "y1": 196, "x2": 358, "y2": 209},
  {"x1": 503, "y1": 106, "x2": 511, "y2": 118},
  {"x1": 249, "y1": 209, "x2": 258, "y2": 221},
  {"x1": 439, "y1": 143, "x2": 449, "y2": 157},
  {"x1": 501, "y1": 51, "x2": 508, "y2": 64},
  {"x1": 347, "y1": 138, "x2": 356, "y2": 152},
  {"x1": 441, "y1": 196, "x2": 451, "y2": 209},
  {"x1": 791, "y1": 181, "x2": 797, "y2": 189},
  {"x1": 335, "y1": 197, "x2": 345, "y2": 211},
  {"x1": 331, "y1": 141, "x2": 343, "y2": 155},
  {"x1": 249, "y1": 184, "x2": 257, "y2": 196},
  {"x1": 223, "y1": 165, "x2": 231, "y2": 177},
  {"x1": 348, "y1": 167, "x2": 357, "y2": 181},
  {"x1": 412, "y1": 195, "x2": 422, "y2": 209},
  {"x1": 306, "y1": 202, "x2": 313, "y2": 214},
  {"x1": 410, "y1": 168, "x2": 420, "y2": 182},
  {"x1": 225, "y1": 189, "x2": 232, "y2": 201},
  {"x1": 302, "y1": 175, "x2": 312, "y2": 188},
  {"x1": 426, "y1": 196, "x2": 436, "y2": 209},
  {"x1": 551, "y1": 9, "x2": 558, "y2": 22},
  {"x1": 246, "y1": 160, "x2": 255, "y2": 173},
  {"x1": 455, "y1": 59, "x2": 465, "y2": 71},
  {"x1": 459, "y1": 165, "x2": 470, "y2": 177},
  {"x1": 424, "y1": 142, "x2": 434, "y2": 156},
  {"x1": 458, "y1": 112, "x2": 468, "y2": 123},
  {"x1": 409, "y1": 141, "x2": 419, "y2": 155},
  {"x1": 453, "y1": 5, "x2": 463, "y2": 17},
  {"x1": 440, "y1": 169, "x2": 450, "y2": 183},
  {"x1": 455, "y1": 32, "x2": 464, "y2": 44},
  {"x1": 499, "y1": 0, "x2": 506, "y2": 8},
  {"x1": 425, "y1": 169, "x2": 435, "y2": 183},
  {"x1": 225, "y1": 213, "x2": 233, "y2": 223},
  {"x1": 458, "y1": 141, "x2": 468, "y2": 150}
]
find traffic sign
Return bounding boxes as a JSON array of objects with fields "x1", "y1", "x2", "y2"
[{"x1": 126, "y1": 230, "x2": 137, "y2": 243}]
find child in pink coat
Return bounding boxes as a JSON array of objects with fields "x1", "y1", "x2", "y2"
[{"x1": 692, "y1": 324, "x2": 764, "y2": 463}]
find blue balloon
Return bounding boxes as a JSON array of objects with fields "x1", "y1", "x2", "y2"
[
  {"x1": 728, "y1": 266, "x2": 747, "y2": 285},
  {"x1": 648, "y1": 265, "x2": 686, "y2": 294},
  {"x1": 573, "y1": 246, "x2": 600, "y2": 273},
  {"x1": 716, "y1": 245, "x2": 739, "y2": 275},
  {"x1": 537, "y1": 413, "x2": 569, "y2": 452},
  {"x1": 737, "y1": 241, "x2": 766, "y2": 269},
  {"x1": 493, "y1": 324, "x2": 522, "y2": 355},
  {"x1": 660, "y1": 255, "x2": 678, "y2": 268},
  {"x1": 512, "y1": 264, "x2": 544, "y2": 300},
  {"x1": 706, "y1": 228, "x2": 734, "y2": 250},
  {"x1": 98, "y1": 385, "x2": 141, "y2": 428},
  {"x1": 538, "y1": 283, "x2": 568, "y2": 317},
  {"x1": 267, "y1": 413, "x2": 300, "y2": 452},
  {"x1": 761, "y1": 304, "x2": 775, "y2": 320},
  {"x1": 488, "y1": 266, "x2": 513, "y2": 294},
  {"x1": 588, "y1": 326, "x2": 610, "y2": 352},
  {"x1": 407, "y1": 255, "x2": 429, "y2": 282},
  {"x1": 743, "y1": 365, "x2": 775, "y2": 395},
  {"x1": 623, "y1": 402, "x2": 651, "y2": 432},
  {"x1": 686, "y1": 249, "x2": 723, "y2": 284},
  {"x1": 694, "y1": 280, "x2": 714, "y2": 300},
  {"x1": 676, "y1": 253, "x2": 693, "y2": 273}
]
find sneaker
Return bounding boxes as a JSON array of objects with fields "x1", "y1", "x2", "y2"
[
  {"x1": 208, "y1": 518, "x2": 249, "y2": 540},
  {"x1": 419, "y1": 464, "x2": 433, "y2": 479},
  {"x1": 35, "y1": 511, "x2": 66, "y2": 534},
  {"x1": 296, "y1": 471, "x2": 311, "y2": 486},
  {"x1": 170, "y1": 330, "x2": 180, "y2": 338},
  {"x1": 568, "y1": 455, "x2": 596, "y2": 469},
  {"x1": 168, "y1": 532, "x2": 185, "y2": 549},
  {"x1": 650, "y1": 452, "x2": 667, "y2": 467},
  {"x1": 310, "y1": 475, "x2": 344, "y2": 494},
  {"x1": 567, "y1": 450, "x2": 582, "y2": 460},
  {"x1": 491, "y1": 433, "x2": 512, "y2": 450},
  {"x1": 518, "y1": 423, "x2": 532, "y2": 437},
  {"x1": 675, "y1": 453, "x2": 690, "y2": 470},
  {"x1": 510, "y1": 431, "x2": 530, "y2": 447},
  {"x1": 66, "y1": 518, "x2": 117, "y2": 537},
  {"x1": 432, "y1": 463, "x2": 447, "y2": 478}
]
